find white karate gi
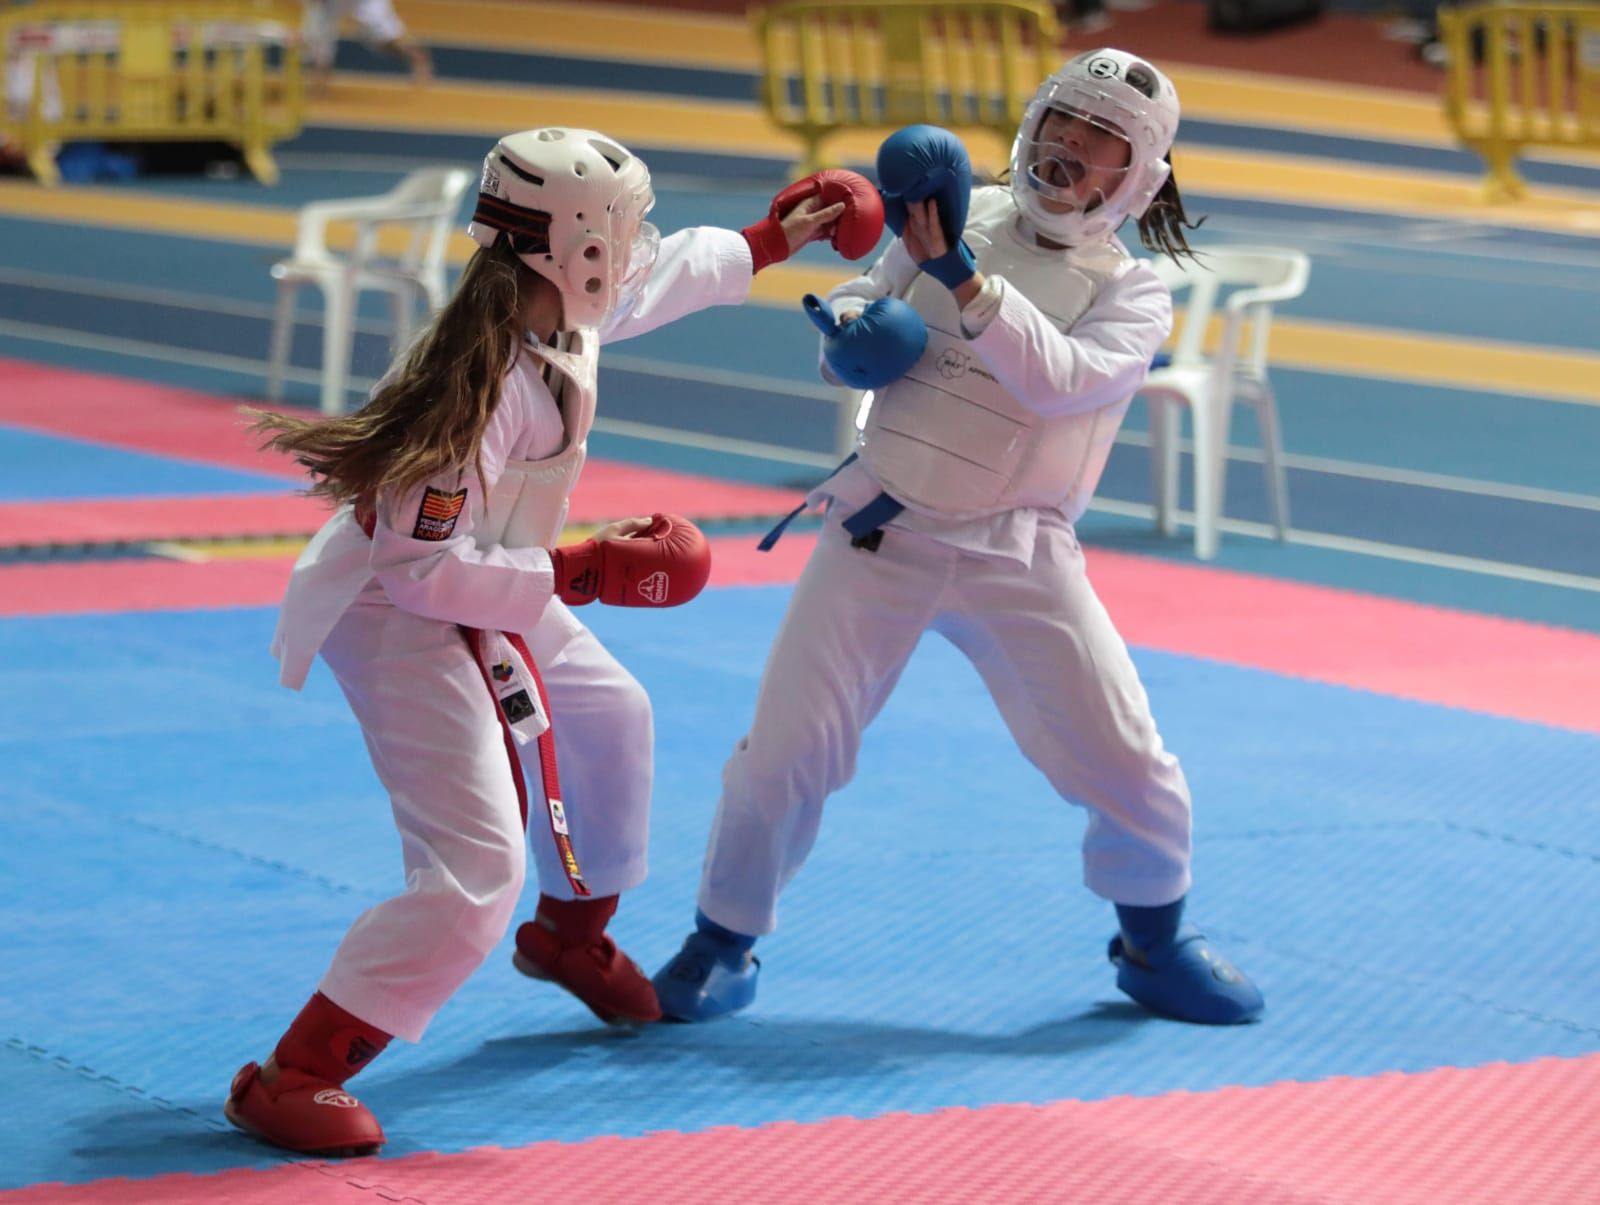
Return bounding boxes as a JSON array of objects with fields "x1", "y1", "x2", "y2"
[
  {"x1": 698, "y1": 190, "x2": 1194, "y2": 938},
  {"x1": 272, "y1": 227, "x2": 751, "y2": 1041}
]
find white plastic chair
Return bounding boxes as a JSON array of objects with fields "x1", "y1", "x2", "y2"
[
  {"x1": 1141, "y1": 246, "x2": 1311, "y2": 560},
  {"x1": 266, "y1": 166, "x2": 476, "y2": 414}
]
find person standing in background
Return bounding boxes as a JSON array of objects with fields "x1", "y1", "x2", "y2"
[{"x1": 304, "y1": 0, "x2": 433, "y2": 94}]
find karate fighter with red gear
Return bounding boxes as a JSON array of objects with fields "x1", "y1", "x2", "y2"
[
  {"x1": 227, "y1": 126, "x2": 883, "y2": 1157},
  {"x1": 655, "y1": 51, "x2": 1265, "y2": 1029}
]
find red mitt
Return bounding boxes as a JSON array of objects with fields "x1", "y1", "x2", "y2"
[
  {"x1": 550, "y1": 513, "x2": 712, "y2": 607},
  {"x1": 741, "y1": 169, "x2": 886, "y2": 271}
]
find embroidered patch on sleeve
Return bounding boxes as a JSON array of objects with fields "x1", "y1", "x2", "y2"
[{"x1": 413, "y1": 486, "x2": 467, "y2": 541}]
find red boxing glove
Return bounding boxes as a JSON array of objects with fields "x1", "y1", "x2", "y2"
[
  {"x1": 741, "y1": 169, "x2": 886, "y2": 273},
  {"x1": 550, "y1": 513, "x2": 712, "y2": 608},
  {"x1": 813, "y1": 169, "x2": 885, "y2": 259}
]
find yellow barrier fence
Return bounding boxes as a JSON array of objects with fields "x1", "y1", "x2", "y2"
[
  {"x1": 1, "y1": 0, "x2": 303, "y2": 186},
  {"x1": 753, "y1": 0, "x2": 1061, "y2": 173},
  {"x1": 1441, "y1": 1, "x2": 1600, "y2": 201}
]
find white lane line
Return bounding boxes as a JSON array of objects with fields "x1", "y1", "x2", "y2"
[
  {"x1": 592, "y1": 416, "x2": 837, "y2": 468},
  {"x1": 1197, "y1": 212, "x2": 1600, "y2": 274},
  {"x1": 4, "y1": 320, "x2": 1597, "y2": 591},
  {"x1": 5, "y1": 314, "x2": 1595, "y2": 508},
  {"x1": 0, "y1": 317, "x2": 307, "y2": 383},
  {"x1": 1113, "y1": 429, "x2": 1600, "y2": 512},
  {"x1": 1088, "y1": 497, "x2": 1600, "y2": 593}
]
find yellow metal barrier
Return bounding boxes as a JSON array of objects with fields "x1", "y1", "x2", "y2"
[
  {"x1": 1441, "y1": 1, "x2": 1600, "y2": 201},
  {"x1": 752, "y1": 0, "x2": 1061, "y2": 173},
  {"x1": 1, "y1": 0, "x2": 303, "y2": 186}
]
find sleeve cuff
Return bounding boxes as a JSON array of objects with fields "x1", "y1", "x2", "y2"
[{"x1": 959, "y1": 275, "x2": 1005, "y2": 339}]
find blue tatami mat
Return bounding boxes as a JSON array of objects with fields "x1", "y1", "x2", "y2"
[
  {"x1": 0, "y1": 427, "x2": 290, "y2": 501},
  {"x1": 1, "y1": 587, "x2": 1597, "y2": 1187}
]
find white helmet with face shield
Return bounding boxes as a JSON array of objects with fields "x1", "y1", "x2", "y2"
[
  {"x1": 1009, "y1": 49, "x2": 1180, "y2": 246},
  {"x1": 468, "y1": 127, "x2": 660, "y2": 330}
]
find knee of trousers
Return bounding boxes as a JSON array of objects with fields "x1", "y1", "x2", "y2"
[
  {"x1": 721, "y1": 725, "x2": 856, "y2": 822},
  {"x1": 612, "y1": 673, "x2": 654, "y2": 747},
  {"x1": 438, "y1": 840, "x2": 528, "y2": 963}
]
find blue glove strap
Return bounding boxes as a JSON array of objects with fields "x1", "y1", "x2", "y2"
[
  {"x1": 803, "y1": 293, "x2": 839, "y2": 336},
  {"x1": 919, "y1": 239, "x2": 978, "y2": 290},
  {"x1": 881, "y1": 192, "x2": 909, "y2": 238}
]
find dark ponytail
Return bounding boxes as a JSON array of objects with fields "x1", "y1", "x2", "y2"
[{"x1": 1135, "y1": 158, "x2": 1205, "y2": 262}]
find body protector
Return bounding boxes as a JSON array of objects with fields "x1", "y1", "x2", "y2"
[
  {"x1": 1009, "y1": 49, "x2": 1179, "y2": 247},
  {"x1": 476, "y1": 329, "x2": 599, "y2": 555},
  {"x1": 468, "y1": 127, "x2": 659, "y2": 330},
  {"x1": 859, "y1": 187, "x2": 1131, "y2": 521}
]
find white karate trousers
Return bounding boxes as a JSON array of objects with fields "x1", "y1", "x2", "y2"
[
  {"x1": 699, "y1": 510, "x2": 1193, "y2": 938},
  {"x1": 314, "y1": 598, "x2": 651, "y2": 1041}
]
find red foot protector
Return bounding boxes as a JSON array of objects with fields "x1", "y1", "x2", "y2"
[
  {"x1": 512, "y1": 895, "x2": 662, "y2": 1026},
  {"x1": 223, "y1": 1062, "x2": 384, "y2": 1159}
]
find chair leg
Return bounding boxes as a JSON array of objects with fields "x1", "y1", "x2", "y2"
[
  {"x1": 396, "y1": 280, "x2": 431, "y2": 354},
  {"x1": 266, "y1": 281, "x2": 297, "y2": 403},
  {"x1": 1191, "y1": 393, "x2": 1227, "y2": 561},
  {"x1": 389, "y1": 290, "x2": 411, "y2": 357},
  {"x1": 1255, "y1": 381, "x2": 1291, "y2": 541},
  {"x1": 320, "y1": 276, "x2": 355, "y2": 416},
  {"x1": 1149, "y1": 397, "x2": 1181, "y2": 538}
]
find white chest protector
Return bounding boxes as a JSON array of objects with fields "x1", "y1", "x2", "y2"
[
  {"x1": 475, "y1": 330, "x2": 599, "y2": 552},
  {"x1": 861, "y1": 187, "x2": 1130, "y2": 520}
]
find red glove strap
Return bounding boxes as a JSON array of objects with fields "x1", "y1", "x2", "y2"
[
  {"x1": 549, "y1": 540, "x2": 600, "y2": 605},
  {"x1": 741, "y1": 216, "x2": 791, "y2": 274},
  {"x1": 744, "y1": 175, "x2": 826, "y2": 274}
]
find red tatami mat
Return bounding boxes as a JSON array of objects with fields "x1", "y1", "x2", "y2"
[
  {"x1": 7, "y1": 1054, "x2": 1594, "y2": 1204},
  {"x1": 1, "y1": 460, "x2": 800, "y2": 549},
  {"x1": 0, "y1": 534, "x2": 815, "y2": 619},
  {"x1": 0, "y1": 358, "x2": 803, "y2": 541},
  {"x1": 0, "y1": 495, "x2": 332, "y2": 548},
  {"x1": 2, "y1": 539, "x2": 1593, "y2": 733},
  {"x1": 1086, "y1": 551, "x2": 1600, "y2": 735},
  {"x1": 0, "y1": 360, "x2": 298, "y2": 479}
]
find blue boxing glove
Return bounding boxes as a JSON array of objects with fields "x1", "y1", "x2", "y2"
[
  {"x1": 877, "y1": 124, "x2": 978, "y2": 290},
  {"x1": 876, "y1": 125, "x2": 972, "y2": 245},
  {"x1": 804, "y1": 293, "x2": 927, "y2": 390}
]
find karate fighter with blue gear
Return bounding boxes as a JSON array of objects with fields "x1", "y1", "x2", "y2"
[{"x1": 655, "y1": 49, "x2": 1264, "y2": 1029}]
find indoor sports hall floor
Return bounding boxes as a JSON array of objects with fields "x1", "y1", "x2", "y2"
[{"x1": 2, "y1": 2, "x2": 1598, "y2": 1200}]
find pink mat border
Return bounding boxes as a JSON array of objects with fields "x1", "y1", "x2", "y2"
[
  {"x1": 2, "y1": 537, "x2": 1596, "y2": 734},
  {"x1": 6, "y1": 1053, "x2": 1595, "y2": 1204}
]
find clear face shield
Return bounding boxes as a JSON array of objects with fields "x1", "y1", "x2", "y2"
[
  {"x1": 1018, "y1": 104, "x2": 1135, "y2": 217},
  {"x1": 612, "y1": 217, "x2": 660, "y2": 318},
  {"x1": 608, "y1": 175, "x2": 665, "y2": 320}
]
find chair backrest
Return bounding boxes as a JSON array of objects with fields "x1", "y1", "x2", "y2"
[
  {"x1": 289, "y1": 165, "x2": 475, "y2": 293},
  {"x1": 1152, "y1": 246, "x2": 1311, "y2": 377},
  {"x1": 385, "y1": 166, "x2": 476, "y2": 295}
]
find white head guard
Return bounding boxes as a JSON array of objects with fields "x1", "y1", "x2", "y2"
[
  {"x1": 1009, "y1": 49, "x2": 1180, "y2": 245},
  {"x1": 468, "y1": 127, "x2": 659, "y2": 329}
]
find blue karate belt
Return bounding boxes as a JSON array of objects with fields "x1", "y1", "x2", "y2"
[{"x1": 757, "y1": 453, "x2": 906, "y2": 553}]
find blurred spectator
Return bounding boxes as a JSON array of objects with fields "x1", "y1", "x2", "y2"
[
  {"x1": 3, "y1": 37, "x2": 61, "y2": 173},
  {"x1": 304, "y1": 0, "x2": 432, "y2": 94},
  {"x1": 1055, "y1": 0, "x2": 1112, "y2": 34}
]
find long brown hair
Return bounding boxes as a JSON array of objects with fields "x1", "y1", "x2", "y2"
[{"x1": 250, "y1": 238, "x2": 529, "y2": 508}]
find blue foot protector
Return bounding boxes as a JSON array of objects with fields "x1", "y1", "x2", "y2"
[
  {"x1": 1109, "y1": 925, "x2": 1264, "y2": 1025},
  {"x1": 652, "y1": 911, "x2": 760, "y2": 1022}
]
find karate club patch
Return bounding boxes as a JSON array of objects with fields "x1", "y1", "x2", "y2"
[
  {"x1": 413, "y1": 487, "x2": 467, "y2": 541},
  {"x1": 500, "y1": 689, "x2": 536, "y2": 724}
]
